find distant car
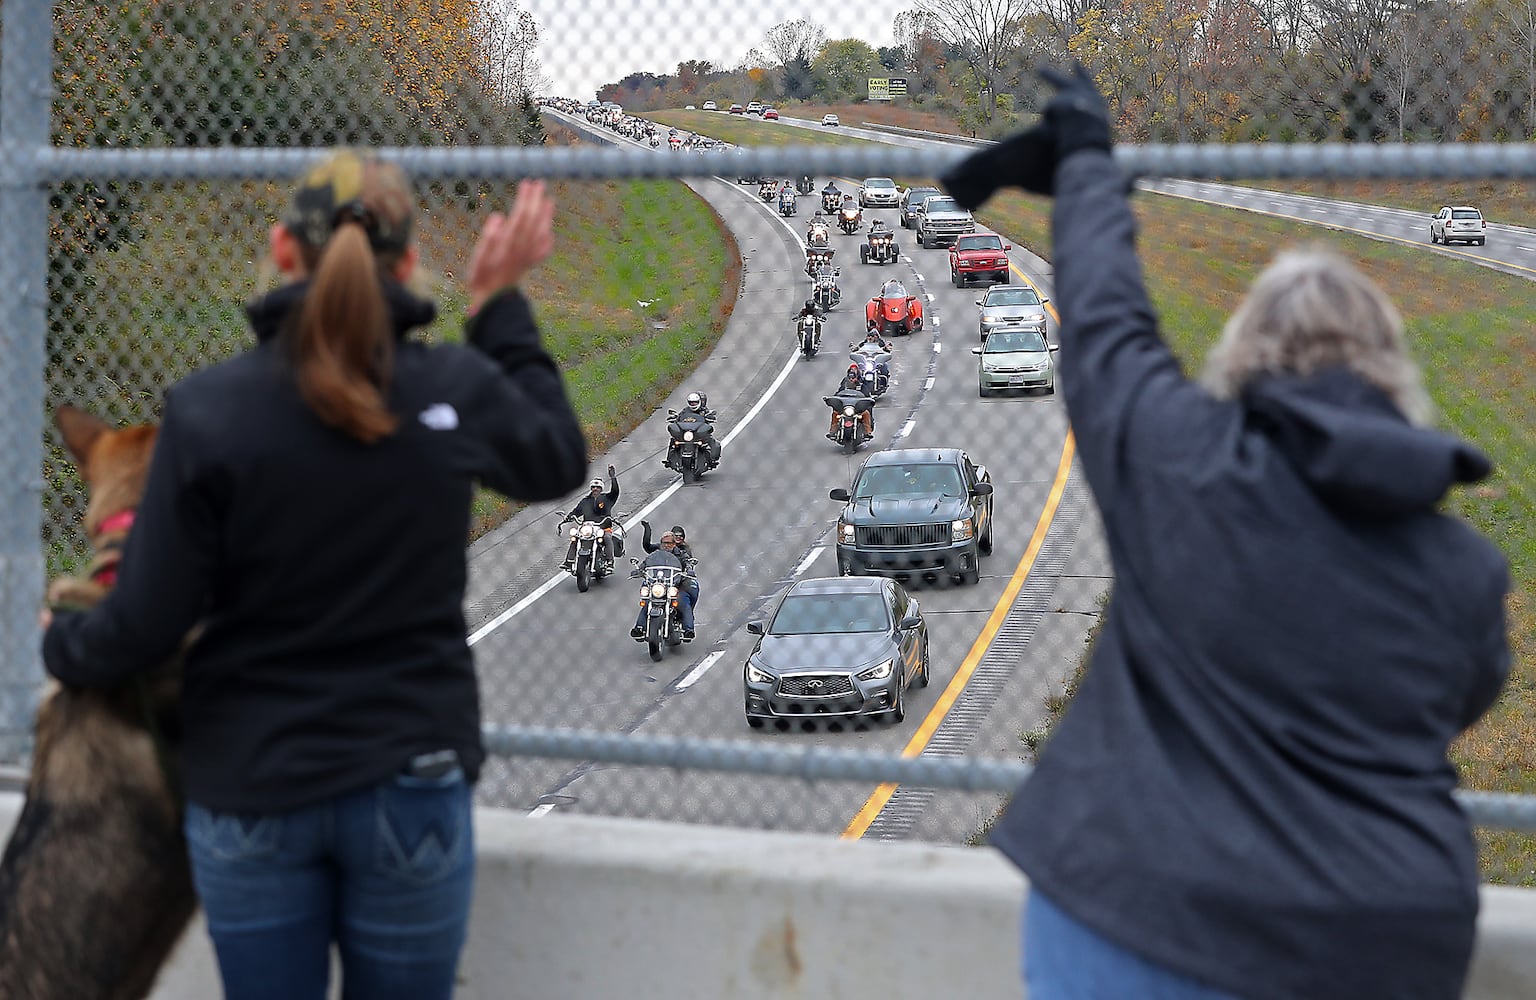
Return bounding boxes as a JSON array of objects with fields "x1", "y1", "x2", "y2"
[
  {"x1": 858, "y1": 177, "x2": 900, "y2": 208},
  {"x1": 701, "y1": 101, "x2": 717, "y2": 111},
  {"x1": 830, "y1": 447, "x2": 993, "y2": 585},
  {"x1": 976, "y1": 284, "x2": 1050, "y2": 339},
  {"x1": 729, "y1": 103, "x2": 746, "y2": 115},
  {"x1": 685, "y1": 104, "x2": 696, "y2": 110},
  {"x1": 821, "y1": 113, "x2": 841, "y2": 127},
  {"x1": 762, "y1": 108, "x2": 780, "y2": 120},
  {"x1": 746, "y1": 101, "x2": 764, "y2": 115},
  {"x1": 743, "y1": 576, "x2": 930, "y2": 728},
  {"x1": 899, "y1": 186, "x2": 941, "y2": 229},
  {"x1": 973, "y1": 327, "x2": 1057, "y2": 397},
  {"x1": 1430, "y1": 205, "x2": 1485, "y2": 246}
]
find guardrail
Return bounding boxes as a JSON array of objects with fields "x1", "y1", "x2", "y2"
[{"x1": 857, "y1": 120, "x2": 997, "y2": 146}]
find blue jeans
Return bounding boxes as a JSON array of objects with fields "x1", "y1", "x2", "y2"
[
  {"x1": 1024, "y1": 888, "x2": 1242, "y2": 1000},
  {"x1": 185, "y1": 767, "x2": 475, "y2": 1000}
]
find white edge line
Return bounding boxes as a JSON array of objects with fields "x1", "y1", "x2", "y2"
[
  {"x1": 794, "y1": 545, "x2": 827, "y2": 576},
  {"x1": 676, "y1": 651, "x2": 726, "y2": 691},
  {"x1": 899, "y1": 418, "x2": 917, "y2": 438},
  {"x1": 470, "y1": 182, "x2": 808, "y2": 646}
]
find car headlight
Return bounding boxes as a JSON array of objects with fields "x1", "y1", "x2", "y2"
[
  {"x1": 952, "y1": 518, "x2": 973, "y2": 541},
  {"x1": 840, "y1": 521, "x2": 855, "y2": 542},
  {"x1": 746, "y1": 662, "x2": 774, "y2": 685},
  {"x1": 650, "y1": 582, "x2": 667, "y2": 598},
  {"x1": 856, "y1": 659, "x2": 894, "y2": 681},
  {"x1": 683, "y1": 430, "x2": 695, "y2": 442}
]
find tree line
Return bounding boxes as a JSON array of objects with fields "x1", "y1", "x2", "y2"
[{"x1": 595, "y1": 1, "x2": 1536, "y2": 143}]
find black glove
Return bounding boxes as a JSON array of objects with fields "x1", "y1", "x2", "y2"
[
  {"x1": 940, "y1": 61, "x2": 1112, "y2": 209},
  {"x1": 607, "y1": 464, "x2": 617, "y2": 479}
]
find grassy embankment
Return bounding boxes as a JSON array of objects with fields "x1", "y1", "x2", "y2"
[
  {"x1": 977, "y1": 189, "x2": 1536, "y2": 883},
  {"x1": 45, "y1": 154, "x2": 740, "y2": 572}
]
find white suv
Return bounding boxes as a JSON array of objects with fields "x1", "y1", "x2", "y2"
[
  {"x1": 1430, "y1": 206, "x2": 1485, "y2": 246},
  {"x1": 701, "y1": 101, "x2": 718, "y2": 111},
  {"x1": 746, "y1": 101, "x2": 764, "y2": 115},
  {"x1": 821, "y1": 113, "x2": 841, "y2": 127}
]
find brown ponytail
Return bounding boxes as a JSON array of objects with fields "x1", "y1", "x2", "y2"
[{"x1": 292, "y1": 221, "x2": 398, "y2": 443}]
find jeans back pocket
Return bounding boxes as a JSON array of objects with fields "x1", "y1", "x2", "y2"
[
  {"x1": 373, "y1": 769, "x2": 471, "y2": 888},
  {"x1": 186, "y1": 804, "x2": 284, "y2": 865}
]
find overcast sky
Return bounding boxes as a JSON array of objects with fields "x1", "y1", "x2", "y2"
[{"x1": 522, "y1": 0, "x2": 901, "y2": 100}]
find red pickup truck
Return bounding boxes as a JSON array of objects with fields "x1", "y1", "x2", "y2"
[{"x1": 948, "y1": 233, "x2": 1012, "y2": 287}]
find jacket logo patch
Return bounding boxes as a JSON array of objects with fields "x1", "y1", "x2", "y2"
[{"x1": 419, "y1": 403, "x2": 459, "y2": 431}]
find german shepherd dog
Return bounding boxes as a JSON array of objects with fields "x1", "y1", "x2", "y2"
[{"x1": 0, "y1": 406, "x2": 196, "y2": 999}]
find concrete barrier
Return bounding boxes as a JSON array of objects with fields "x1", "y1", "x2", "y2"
[{"x1": 0, "y1": 792, "x2": 1526, "y2": 998}]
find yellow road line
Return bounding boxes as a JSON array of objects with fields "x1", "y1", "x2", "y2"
[
  {"x1": 1152, "y1": 189, "x2": 1536, "y2": 277},
  {"x1": 841, "y1": 430, "x2": 1078, "y2": 839}
]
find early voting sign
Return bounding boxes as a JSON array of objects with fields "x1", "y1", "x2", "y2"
[{"x1": 868, "y1": 77, "x2": 890, "y2": 101}]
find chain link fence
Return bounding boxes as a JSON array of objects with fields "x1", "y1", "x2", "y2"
[{"x1": 5, "y1": 2, "x2": 1536, "y2": 886}]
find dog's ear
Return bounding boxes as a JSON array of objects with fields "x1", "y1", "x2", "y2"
[{"x1": 55, "y1": 405, "x2": 109, "y2": 478}]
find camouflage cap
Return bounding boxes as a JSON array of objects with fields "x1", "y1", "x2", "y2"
[{"x1": 282, "y1": 148, "x2": 413, "y2": 254}]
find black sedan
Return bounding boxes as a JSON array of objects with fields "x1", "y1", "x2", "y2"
[{"x1": 743, "y1": 577, "x2": 929, "y2": 728}]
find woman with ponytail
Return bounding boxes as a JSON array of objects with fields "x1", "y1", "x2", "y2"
[{"x1": 44, "y1": 149, "x2": 588, "y2": 999}]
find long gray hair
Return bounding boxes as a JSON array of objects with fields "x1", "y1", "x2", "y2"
[{"x1": 1199, "y1": 246, "x2": 1434, "y2": 426}]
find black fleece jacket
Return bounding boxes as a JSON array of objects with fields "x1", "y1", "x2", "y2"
[
  {"x1": 989, "y1": 150, "x2": 1510, "y2": 1000},
  {"x1": 44, "y1": 281, "x2": 588, "y2": 812}
]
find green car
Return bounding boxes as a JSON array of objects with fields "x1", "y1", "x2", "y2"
[{"x1": 973, "y1": 327, "x2": 1058, "y2": 397}]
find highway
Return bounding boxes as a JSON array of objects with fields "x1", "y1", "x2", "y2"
[{"x1": 457, "y1": 108, "x2": 1107, "y2": 842}]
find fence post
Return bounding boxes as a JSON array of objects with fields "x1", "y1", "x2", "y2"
[{"x1": 0, "y1": 4, "x2": 54, "y2": 761}]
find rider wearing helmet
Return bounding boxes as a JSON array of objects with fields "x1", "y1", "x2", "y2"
[
  {"x1": 863, "y1": 328, "x2": 893, "y2": 352},
  {"x1": 641, "y1": 520, "x2": 701, "y2": 615},
  {"x1": 828, "y1": 365, "x2": 876, "y2": 439},
  {"x1": 561, "y1": 464, "x2": 620, "y2": 569},
  {"x1": 680, "y1": 391, "x2": 722, "y2": 468}
]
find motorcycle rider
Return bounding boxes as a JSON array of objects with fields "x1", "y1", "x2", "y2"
[
  {"x1": 640, "y1": 520, "x2": 701, "y2": 613},
  {"x1": 678, "y1": 391, "x2": 722, "y2": 469},
  {"x1": 560, "y1": 464, "x2": 621, "y2": 569},
  {"x1": 630, "y1": 530, "x2": 696, "y2": 642},
  {"x1": 856, "y1": 329, "x2": 893, "y2": 386},
  {"x1": 828, "y1": 366, "x2": 876, "y2": 439},
  {"x1": 795, "y1": 298, "x2": 825, "y2": 348}
]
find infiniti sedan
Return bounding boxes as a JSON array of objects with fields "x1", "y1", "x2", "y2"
[{"x1": 743, "y1": 577, "x2": 929, "y2": 728}]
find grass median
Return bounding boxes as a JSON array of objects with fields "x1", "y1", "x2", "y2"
[{"x1": 973, "y1": 189, "x2": 1536, "y2": 883}]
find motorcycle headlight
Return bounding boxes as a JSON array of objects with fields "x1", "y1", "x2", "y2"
[
  {"x1": 952, "y1": 518, "x2": 974, "y2": 541},
  {"x1": 746, "y1": 662, "x2": 773, "y2": 685},
  {"x1": 640, "y1": 585, "x2": 651, "y2": 597},
  {"x1": 569, "y1": 527, "x2": 579, "y2": 539},
  {"x1": 650, "y1": 583, "x2": 668, "y2": 598},
  {"x1": 843, "y1": 405, "x2": 855, "y2": 416},
  {"x1": 579, "y1": 523, "x2": 596, "y2": 538},
  {"x1": 683, "y1": 430, "x2": 695, "y2": 442},
  {"x1": 856, "y1": 659, "x2": 894, "y2": 681},
  {"x1": 668, "y1": 585, "x2": 679, "y2": 598}
]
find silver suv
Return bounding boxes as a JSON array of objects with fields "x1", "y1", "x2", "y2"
[
  {"x1": 915, "y1": 194, "x2": 976, "y2": 249},
  {"x1": 1430, "y1": 206, "x2": 1485, "y2": 246}
]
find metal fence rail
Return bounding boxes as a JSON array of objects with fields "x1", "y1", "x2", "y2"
[{"x1": 5, "y1": 3, "x2": 1536, "y2": 884}]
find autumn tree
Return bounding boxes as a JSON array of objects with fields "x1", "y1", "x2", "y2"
[
  {"x1": 914, "y1": 0, "x2": 1033, "y2": 118},
  {"x1": 812, "y1": 38, "x2": 882, "y2": 98}
]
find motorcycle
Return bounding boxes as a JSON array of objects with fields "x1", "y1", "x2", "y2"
[
  {"x1": 821, "y1": 190, "x2": 842, "y2": 214},
  {"x1": 850, "y1": 343, "x2": 891, "y2": 399},
  {"x1": 804, "y1": 246, "x2": 835, "y2": 279},
  {"x1": 838, "y1": 201, "x2": 863, "y2": 235},
  {"x1": 650, "y1": 136, "x2": 660, "y2": 148},
  {"x1": 861, "y1": 229, "x2": 897, "y2": 265},
  {"x1": 778, "y1": 188, "x2": 798, "y2": 217},
  {"x1": 797, "y1": 175, "x2": 815, "y2": 195},
  {"x1": 664, "y1": 408, "x2": 718, "y2": 484},
  {"x1": 796, "y1": 312, "x2": 822, "y2": 358},
  {"x1": 559, "y1": 513, "x2": 628, "y2": 593},
  {"x1": 824, "y1": 394, "x2": 876, "y2": 454},
  {"x1": 631, "y1": 560, "x2": 695, "y2": 661},
  {"x1": 812, "y1": 266, "x2": 842, "y2": 312},
  {"x1": 805, "y1": 218, "x2": 831, "y2": 249},
  {"x1": 759, "y1": 181, "x2": 776, "y2": 202}
]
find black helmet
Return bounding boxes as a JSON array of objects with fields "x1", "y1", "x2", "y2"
[{"x1": 670, "y1": 524, "x2": 687, "y2": 541}]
